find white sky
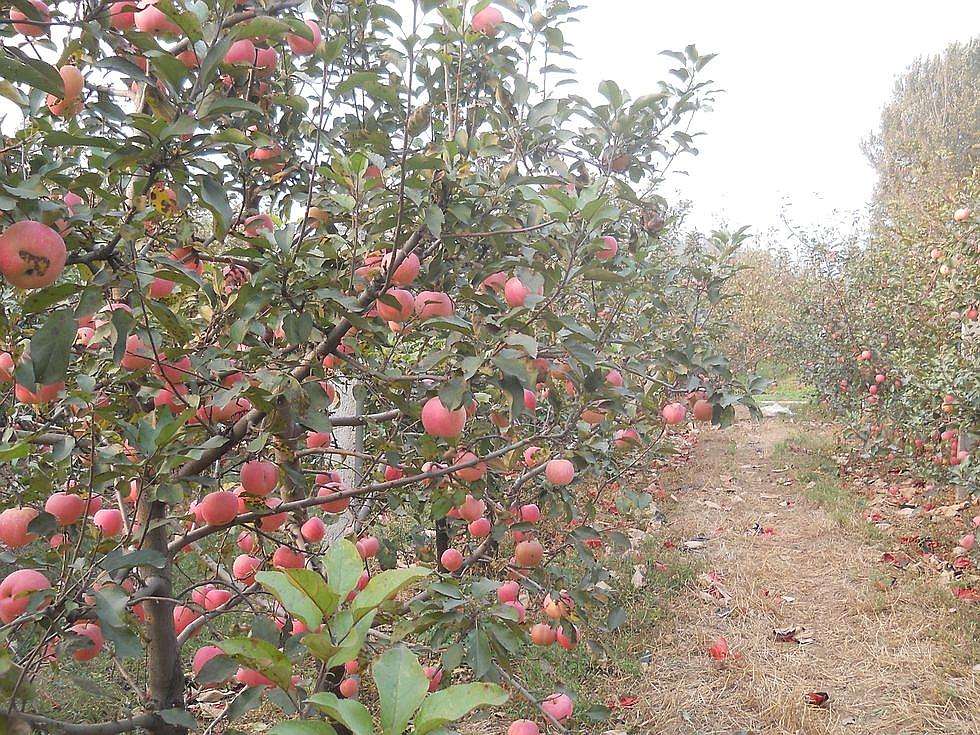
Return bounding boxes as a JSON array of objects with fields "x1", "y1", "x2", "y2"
[
  {"x1": 5, "y1": 1, "x2": 977, "y2": 245},
  {"x1": 563, "y1": 0, "x2": 980, "y2": 240}
]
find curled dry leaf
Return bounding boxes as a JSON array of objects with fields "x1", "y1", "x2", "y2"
[{"x1": 773, "y1": 625, "x2": 815, "y2": 644}]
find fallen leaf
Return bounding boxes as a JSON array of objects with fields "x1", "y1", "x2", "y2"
[{"x1": 773, "y1": 625, "x2": 815, "y2": 644}]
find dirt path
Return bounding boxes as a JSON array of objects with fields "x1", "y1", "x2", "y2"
[{"x1": 630, "y1": 415, "x2": 979, "y2": 735}]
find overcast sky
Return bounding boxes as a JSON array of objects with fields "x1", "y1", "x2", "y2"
[{"x1": 562, "y1": 0, "x2": 980, "y2": 240}]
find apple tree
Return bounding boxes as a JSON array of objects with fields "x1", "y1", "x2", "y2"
[{"x1": 0, "y1": 2, "x2": 758, "y2": 733}]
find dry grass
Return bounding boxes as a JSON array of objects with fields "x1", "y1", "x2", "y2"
[{"x1": 621, "y1": 415, "x2": 980, "y2": 735}]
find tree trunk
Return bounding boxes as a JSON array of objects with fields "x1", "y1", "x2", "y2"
[{"x1": 138, "y1": 498, "x2": 185, "y2": 735}]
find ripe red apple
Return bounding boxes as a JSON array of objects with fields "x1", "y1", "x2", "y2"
[
  {"x1": 45, "y1": 493, "x2": 86, "y2": 526},
  {"x1": 504, "y1": 277, "x2": 530, "y2": 308},
  {"x1": 172, "y1": 605, "x2": 200, "y2": 637},
  {"x1": 316, "y1": 484, "x2": 351, "y2": 513},
  {"x1": 286, "y1": 19, "x2": 322, "y2": 55},
  {"x1": 225, "y1": 39, "x2": 258, "y2": 66},
  {"x1": 514, "y1": 539, "x2": 543, "y2": 567},
  {"x1": 339, "y1": 676, "x2": 359, "y2": 698},
  {"x1": 46, "y1": 65, "x2": 85, "y2": 118},
  {"x1": 0, "y1": 569, "x2": 51, "y2": 623},
  {"x1": 597, "y1": 235, "x2": 618, "y2": 260},
  {"x1": 508, "y1": 720, "x2": 540, "y2": 735},
  {"x1": 556, "y1": 625, "x2": 577, "y2": 650},
  {"x1": 301, "y1": 517, "x2": 326, "y2": 543},
  {"x1": 199, "y1": 491, "x2": 239, "y2": 526},
  {"x1": 244, "y1": 213, "x2": 274, "y2": 236},
  {"x1": 108, "y1": 2, "x2": 136, "y2": 29},
  {"x1": 383, "y1": 465, "x2": 404, "y2": 481},
  {"x1": 154, "y1": 355, "x2": 192, "y2": 384},
  {"x1": 423, "y1": 665, "x2": 442, "y2": 692},
  {"x1": 545, "y1": 459, "x2": 574, "y2": 486},
  {"x1": 17, "y1": 381, "x2": 66, "y2": 404},
  {"x1": 453, "y1": 450, "x2": 487, "y2": 482},
  {"x1": 414, "y1": 290, "x2": 454, "y2": 319},
  {"x1": 259, "y1": 498, "x2": 287, "y2": 532},
  {"x1": 356, "y1": 535, "x2": 380, "y2": 559},
  {"x1": 482, "y1": 271, "x2": 508, "y2": 292},
  {"x1": 381, "y1": 251, "x2": 421, "y2": 285},
  {"x1": 497, "y1": 580, "x2": 520, "y2": 603},
  {"x1": 192, "y1": 645, "x2": 224, "y2": 679},
  {"x1": 522, "y1": 446, "x2": 542, "y2": 467},
  {"x1": 421, "y1": 396, "x2": 467, "y2": 438},
  {"x1": 0, "y1": 351, "x2": 14, "y2": 382},
  {"x1": 707, "y1": 636, "x2": 730, "y2": 660},
  {"x1": 468, "y1": 517, "x2": 492, "y2": 537},
  {"x1": 240, "y1": 460, "x2": 278, "y2": 496},
  {"x1": 121, "y1": 334, "x2": 153, "y2": 371},
  {"x1": 236, "y1": 667, "x2": 274, "y2": 687},
  {"x1": 273, "y1": 545, "x2": 305, "y2": 569},
  {"x1": 520, "y1": 504, "x2": 540, "y2": 523},
  {"x1": 0, "y1": 220, "x2": 68, "y2": 289},
  {"x1": 541, "y1": 693, "x2": 573, "y2": 722},
  {"x1": 92, "y1": 509, "x2": 124, "y2": 537},
  {"x1": 661, "y1": 402, "x2": 687, "y2": 425},
  {"x1": 505, "y1": 599, "x2": 526, "y2": 622},
  {"x1": 440, "y1": 548, "x2": 463, "y2": 571},
  {"x1": 458, "y1": 495, "x2": 486, "y2": 522},
  {"x1": 70, "y1": 622, "x2": 104, "y2": 661},
  {"x1": 0, "y1": 508, "x2": 39, "y2": 548},
  {"x1": 9, "y1": 0, "x2": 50, "y2": 37},
  {"x1": 530, "y1": 623, "x2": 556, "y2": 646},
  {"x1": 613, "y1": 427, "x2": 641, "y2": 449},
  {"x1": 202, "y1": 588, "x2": 232, "y2": 611},
  {"x1": 376, "y1": 288, "x2": 415, "y2": 322},
  {"x1": 605, "y1": 369, "x2": 624, "y2": 387},
  {"x1": 471, "y1": 5, "x2": 504, "y2": 35},
  {"x1": 135, "y1": 0, "x2": 181, "y2": 36},
  {"x1": 692, "y1": 399, "x2": 712, "y2": 422},
  {"x1": 232, "y1": 554, "x2": 261, "y2": 585}
]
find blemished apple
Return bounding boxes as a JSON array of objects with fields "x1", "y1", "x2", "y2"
[{"x1": 0, "y1": 221, "x2": 68, "y2": 289}]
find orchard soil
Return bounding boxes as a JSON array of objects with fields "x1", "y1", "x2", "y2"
[{"x1": 475, "y1": 411, "x2": 979, "y2": 734}]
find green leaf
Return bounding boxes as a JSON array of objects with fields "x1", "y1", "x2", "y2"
[
  {"x1": 269, "y1": 723, "x2": 337, "y2": 735},
  {"x1": 423, "y1": 205, "x2": 444, "y2": 237},
  {"x1": 255, "y1": 571, "x2": 323, "y2": 631},
  {"x1": 218, "y1": 637, "x2": 292, "y2": 690},
  {"x1": 307, "y1": 692, "x2": 373, "y2": 735},
  {"x1": 414, "y1": 683, "x2": 509, "y2": 735},
  {"x1": 286, "y1": 568, "x2": 340, "y2": 619},
  {"x1": 351, "y1": 567, "x2": 431, "y2": 620},
  {"x1": 199, "y1": 175, "x2": 232, "y2": 237},
  {"x1": 304, "y1": 609, "x2": 376, "y2": 668},
  {"x1": 0, "y1": 51, "x2": 64, "y2": 97},
  {"x1": 158, "y1": 709, "x2": 198, "y2": 729},
  {"x1": 323, "y1": 538, "x2": 363, "y2": 600},
  {"x1": 26, "y1": 308, "x2": 75, "y2": 388},
  {"x1": 373, "y1": 646, "x2": 429, "y2": 735},
  {"x1": 234, "y1": 16, "x2": 291, "y2": 40}
]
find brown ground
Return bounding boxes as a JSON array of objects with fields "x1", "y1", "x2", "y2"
[{"x1": 629, "y1": 415, "x2": 980, "y2": 735}]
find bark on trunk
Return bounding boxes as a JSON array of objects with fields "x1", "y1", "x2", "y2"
[{"x1": 138, "y1": 497, "x2": 186, "y2": 735}]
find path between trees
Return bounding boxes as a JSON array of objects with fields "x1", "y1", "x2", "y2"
[{"x1": 626, "y1": 415, "x2": 979, "y2": 735}]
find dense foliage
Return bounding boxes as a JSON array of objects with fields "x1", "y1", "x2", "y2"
[
  {"x1": 736, "y1": 40, "x2": 978, "y2": 497},
  {"x1": 0, "y1": 2, "x2": 760, "y2": 733}
]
